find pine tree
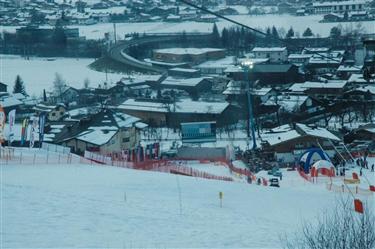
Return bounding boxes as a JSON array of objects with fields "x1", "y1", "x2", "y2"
[
  {"x1": 13, "y1": 75, "x2": 27, "y2": 95},
  {"x1": 330, "y1": 26, "x2": 341, "y2": 38},
  {"x1": 286, "y1": 27, "x2": 294, "y2": 38},
  {"x1": 271, "y1": 26, "x2": 279, "y2": 39},
  {"x1": 266, "y1": 27, "x2": 272, "y2": 39},
  {"x1": 43, "y1": 89, "x2": 47, "y2": 102},
  {"x1": 51, "y1": 19, "x2": 67, "y2": 51},
  {"x1": 211, "y1": 23, "x2": 221, "y2": 47},
  {"x1": 302, "y1": 27, "x2": 313, "y2": 37},
  {"x1": 221, "y1": 27, "x2": 229, "y2": 48}
]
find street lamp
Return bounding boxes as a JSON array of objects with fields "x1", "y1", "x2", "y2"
[{"x1": 241, "y1": 60, "x2": 257, "y2": 150}]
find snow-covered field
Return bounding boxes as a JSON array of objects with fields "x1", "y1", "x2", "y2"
[
  {"x1": 0, "y1": 55, "x2": 129, "y2": 96},
  {"x1": 2, "y1": 149, "x2": 374, "y2": 248},
  {"x1": 1, "y1": 14, "x2": 374, "y2": 40}
]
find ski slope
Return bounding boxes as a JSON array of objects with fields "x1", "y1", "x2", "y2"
[
  {"x1": 3, "y1": 159, "x2": 373, "y2": 248},
  {"x1": 2, "y1": 149, "x2": 374, "y2": 248}
]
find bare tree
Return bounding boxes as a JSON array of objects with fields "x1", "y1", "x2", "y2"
[
  {"x1": 283, "y1": 197, "x2": 375, "y2": 249},
  {"x1": 53, "y1": 73, "x2": 66, "y2": 103},
  {"x1": 83, "y1": 77, "x2": 90, "y2": 89}
]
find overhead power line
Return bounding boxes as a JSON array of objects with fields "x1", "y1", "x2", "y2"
[{"x1": 176, "y1": 0, "x2": 363, "y2": 70}]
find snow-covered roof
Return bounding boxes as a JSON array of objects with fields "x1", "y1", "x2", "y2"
[
  {"x1": 33, "y1": 104, "x2": 60, "y2": 112},
  {"x1": 288, "y1": 83, "x2": 305, "y2": 92},
  {"x1": 262, "y1": 129, "x2": 301, "y2": 146},
  {"x1": 264, "y1": 95, "x2": 309, "y2": 112},
  {"x1": 308, "y1": 53, "x2": 343, "y2": 64},
  {"x1": 200, "y1": 14, "x2": 218, "y2": 19},
  {"x1": 261, "y1": 123, "x2": 341, "y2": 146},
  {"x1": 68, "y1": 107, "x2": 98, "y2": 118},
  {"x1": 195, "y1": 56, "x2": 235, "y2": 69},
  {"x1": 153, "y1": 48, "x2": 225, "y2": 55},
  {"x1": 288, "y1": 54, "x2": 312, "y2": 59},
  {"x1": 348, "y1": 73, "x2": 375, "y2": 84},
  {"x1": 113, "y1": 112, "x2": 141, "y2": 128},
  {"x1": 161, "y1": 77, "x2": 207, "y2": 87},
  {"x1": 144, "y1": 58, "x2": 188, "y2": 67},
  {"x1": 301, "y1": 81, "x2": 348, "y2": 89},
  {"x1": 223, "y1": 80, "x2": 242, "y2": 95},
  {"x1": 118, "y1": 98, "x2": 229, "y2": 114},
  {"x1": 135, "y1": 122, "x2": 148, "y2": 129},
  {"x1": 169, "y1": 67, "x2": 200, "y2": 73},
  {"x1": 120, "y1": 74, "x2": 163, "y2": 86},
  {"x1": 166, "y1": 14, "x2": 180, "y2": 19},
  {"x1": 302, "y1": 47, "x2": 330, "y2": 54},
  {"x1": 351, "y1": 85, "x2": 375, "y2": 94},
  {"x1": 224, "y1": 65, "x2": 244, "y2": 73},
  {"x1": 76, "y1": 126, "x2": 118, "y2": 146},
  {"x1": 223, "y1": 86, "x2": 273, "y2": 97},
  {"x1": 296, "y1": 123, "x2": 340, "y2": 141},
  {"x1": 12, "y1": 93, "x2": 26, "y2": 100},
  {"x1": 252, "y1": 47, "x2": 287, "y2": 52},
  {"x1": 0, "y1": 96, "x2": 22, "y2": 108},
  {"x1": 252, "y1": 87, "x2": 273, "y2": 96},
  {"x1": 313, "y1": 0, "x2": 368, "y2": 7},
  {"x1": 337, "y1": 65, "x2": 362, "y2": 72}
]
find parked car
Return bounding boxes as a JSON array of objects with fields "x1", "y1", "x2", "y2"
[{"x1": 269, "y1": 178, "x2": 280, "y2": 187}]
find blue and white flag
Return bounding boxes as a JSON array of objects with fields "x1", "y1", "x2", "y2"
[
  {"x1": 8, "y1": 109, "x2": 16, "y2": 144},
  {"x1": 39, "y1": 114, "x2": 46, "y2": 146},
  {"x1": 29, "y1": 116, "x2": 39, "y2": 148}
]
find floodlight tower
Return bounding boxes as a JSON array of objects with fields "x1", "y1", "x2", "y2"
[{"x1": 241, "y1": 60, "x2": 257, "y2": 150}]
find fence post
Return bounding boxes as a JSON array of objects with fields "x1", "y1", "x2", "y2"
[
  {"x1": 33, "y1": 153, "x2": 36, "y2": 164},
  {"x1": 58, "y1": 154, "x2": 61, "y2": 164},
  {"x1": 20, "y1": 151, "x2": 22, "y2": 164},
  {"x1": 46, "y1": 152, "x2": 49, "y2": 164}
]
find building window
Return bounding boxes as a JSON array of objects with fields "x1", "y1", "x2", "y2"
[{"x1": 122, "y1": 137, "x2": 130, "y2": 143}]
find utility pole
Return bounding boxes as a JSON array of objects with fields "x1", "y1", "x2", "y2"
[
  {"x1": 113, "y1": 22, "x2": 117, "y2": 44},
  {"x1": 242, "y1": 61, "x2": 257, "y2": 150}
]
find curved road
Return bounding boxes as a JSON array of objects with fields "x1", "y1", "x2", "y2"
[{"x1": 108, "y1": 33, "x2": 211, "y2": 73}]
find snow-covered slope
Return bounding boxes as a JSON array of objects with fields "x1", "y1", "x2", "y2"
[{"x1": 3, "y1": 160, "x2": 373, "y2": 248}]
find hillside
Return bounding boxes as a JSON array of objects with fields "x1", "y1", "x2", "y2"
[{"x1": 2, "y1": 149, "x2": 374, "y2": 248}]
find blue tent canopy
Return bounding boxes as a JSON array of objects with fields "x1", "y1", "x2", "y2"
[{"x1": 298, "y1": 148, "x2": 331, "y2": 173}]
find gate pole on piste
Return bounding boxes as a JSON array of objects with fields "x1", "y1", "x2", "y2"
[{"x1": 343, "y1": 182, "x2": 364, "y2": 214}]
